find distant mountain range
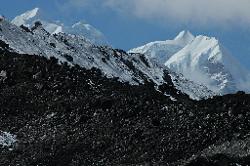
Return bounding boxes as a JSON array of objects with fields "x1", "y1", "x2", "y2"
[
  {"x1": 129, "y1": 31, "x2": 250, "y2": 95},
  {"x1": 1, "y1": 17, "x2": 215, "y2": 100},
  {"x1": 12, "y1": 8, "x2": 109, "y2": 46},
  {"x1": 10, "y1": 8, "x2": 250, "y2": 95}
]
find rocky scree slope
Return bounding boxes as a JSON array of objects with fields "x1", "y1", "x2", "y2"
[{"x1": 1, "y1": 45, "x2": 250, "y2": 165}]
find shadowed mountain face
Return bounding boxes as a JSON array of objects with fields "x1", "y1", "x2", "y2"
[{"x1": 1, "y1": 47, "x2": 250, "y2": 165}]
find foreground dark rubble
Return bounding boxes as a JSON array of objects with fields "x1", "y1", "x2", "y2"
[{"x1": 1, "y1": 49, "x2": 250, "y2": 166}]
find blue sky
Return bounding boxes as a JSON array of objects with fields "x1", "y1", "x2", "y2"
[{"x1": 1, "y1": 0, "x2": 250, "y2": 69}]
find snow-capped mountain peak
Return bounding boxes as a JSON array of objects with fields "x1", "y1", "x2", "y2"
[
  {"x1": 68, "y1": 21, "x2": 107, "y2": 45},
  {"x1": 12, "y1": 8, "x2": 40, "y2": 27},
  {"x1": 128, "y1": 31, "x2": 195, "y2": 63},
  {"x1": 12, "y1": 8, "x2": 63, "y2": 35},
  {"x1": 72, "y1": 21, "x2": 89, "y2": 29},
  {"x1": 11, "y1": 8, "x2": 108, "y2": 45},
  {"x1": 174, "y1": 30, "x2": 195, "y2": 45},
  {"x1": 174, "y1": 30, "x2": 194, "y2": 39},
  {"x1": 166, "y1": 35, "x2": 250, "y2": 94},
  {"x1": 130, "y1": 32, "x2": 250, "y2": 95}
]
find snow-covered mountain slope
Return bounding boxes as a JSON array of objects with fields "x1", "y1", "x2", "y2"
[
  {"x1": 11, "y1": 8, "x2": 108, "y2": 45},
  {"x1": 173, "y1": 30, "x2": 195, "y2": 46},
  {"x1": 130, "y1": 31, "x2": 250, "y2": 94},
  {"x1": 166, "y1": 35, "x2": 250, "y2": 94},
  {"x1": 12, "y1": 8, "x2": 63, "y2": 34},
  {"x1": 66, "y1": 21, "x2": 108, "y2": 46},
  {"x1": 129, "y1": 31, "x2": 194, "y2": 63},
  {"x1": 12, "y1": 8, "x2": 40, "y2": 27},
  {"x1": 0, "y1": 20, "x2": 214, "y2": 100}
]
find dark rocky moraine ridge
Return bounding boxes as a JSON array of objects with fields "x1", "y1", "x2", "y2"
[{"x1": 1, "y1": 47, "x2": 250, "y2": 165}]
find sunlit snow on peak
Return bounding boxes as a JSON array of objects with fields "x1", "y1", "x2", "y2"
[
  {"x1": 11, "y1": 8, "x2": 108, "y2": 46},
  {"x1": 130, "y1": 31, "x2": 250, "y2": 94},
  {"x1": 12, "y1": 7, "x2": 40, "y2": 27}
]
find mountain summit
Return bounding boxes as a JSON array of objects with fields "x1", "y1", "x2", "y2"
[
  {"x1": 130, "y1": 31, "x2": 250, "y2": 94},
  {"x1": 128, "y1": 30, "x2": 194, "y2": 63},
  {"x1": 12, "y1": 8, "x2": 63, "y2": 34},
  {"x1": 174, "y1": 30, "x2": 195, "y2": 46},
  {"x1": 11, "y1": 8, "x2": 108, "y2": 45},
  {"x1": 166, "y1": 35, "x2": 250, "y2": 94},
  {"x1": 12, "y1": 8, "x2": 40, "y2": 27}
]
